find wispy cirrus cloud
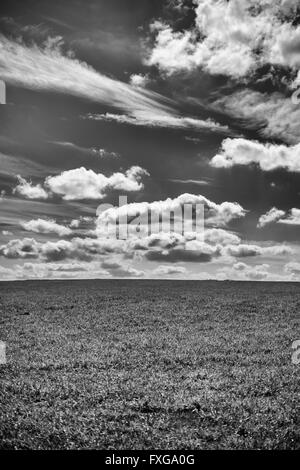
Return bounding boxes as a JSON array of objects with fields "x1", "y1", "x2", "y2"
[
  {"x1": 0, "y1": 34, "x2": 227, "y2": 132},
  {"x1": 212, "y1": 90, "x2": 300, "y2": 144},
  {"x1": 85, "y1": 112, "x2": 229, "y2": 132}
]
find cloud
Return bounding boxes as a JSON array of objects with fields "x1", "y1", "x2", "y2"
[
  {"x1": 225, "y1": 244, "x2": 292, "y2": 258},
  {"x1": 0, "y1": 238, "x2": 40, "y2": 259},
  {"x1": 101, "y1": 260, "x2": 144, "y2": 278},
  {"x1": 144, "y1": 242, "x2": 221, "y2": 263},
  {"x1": 0, "y1": 34, "x2": 227, "y2": 132},
  {"x1": 279, "y1": 208, "x2": 300, "y2": 225},
  {"x1": 96, "y1": 193, "x2": 246, "y2": 236},
  {"x1": 45, "y1": 166, "x2": 149, "y2": 201},
  {"x1": 69, "y1": 217, "x2": 94, "y2": 229},
  {"x1": 129, "y1": 74, "x2": 150, "y2": 88},
  {"x1": 86, "y1": 112, "x2": 229, "y2": 132},
  {"x1": 218, "y1": 262, "x2": 270, "y2": 281},
  {"x1": 210, "y1": 138, "x2": 300, "y2": 172},
  {"x1": 39, "y1": 238, "x2": 124, "y2": 262},
  {"x1": 0, "y1": 34, "x2": 171, "y2": 113},
  {"x1": 258, "y1": 208, "x2": 286, "y2": 228},
  {"x1": 152, "y1": 264, "x2": 187, "y2": 276},
  {"x1": 13, "y1": 261, "x2": 108, "y2": 280},
  {"x1": 21, "y1": 218, "x2": 72, "y2": 237},
  {"x1": 0, "y1": 237, "x2": 124, "y2": 262},
  {"x1": 13, "y1": 166, "x2": 149, "y2": 201},
  {"x1": 14, "y1": 176, "x2": 49, "y2": 200},
  {"x1": 204, "y1": 228, "x2": 241, "y2": 245},
  {"x1": 53, "y1": 141, "x2": 119, "y2": 159},
  {"x1": 285, "y1": 261, "x2": 300, "y2": 275},
  {"x1": 212, "y1": 90, "x2": 300, "y2": 144},
  {"x1": 146, "y1": 0, "x2": 300, "y2": 80},
  {"x1": 168, "y1": 178, "x2": 210, "y2": 186},
  {"x1": 258, "y1": 207, "x2": 300, "y2": 227}
]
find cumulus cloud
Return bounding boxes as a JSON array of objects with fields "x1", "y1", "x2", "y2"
[
  {"x1": 284, "y1": 261, "x2": 300, "y2": 275},
  {"x1": 145, "y1": 242, "x2": 221, "y2": 263},
  {"x1": 204, "y1": 228, "x2": 241, "y2": 245},
  {"x1": 129, "y1": 74, "x2": 150, "y2": 88},
  {"x1": 14, "y1": 176, "x2": 49, "y2": 200},
  {"x1": 101, "y1": 260, "x2": 144, "y2": 277},
  {"x1": 21, "y1": 218, "x2": 72, "y2": 237},
  {"x1": 96, "y1": 193, "x2": 246, "y2": 237},
  {"x1": 258, "y1": 207, "x2": 300, "y2": 227},
  {"x1": 152, "y1": 264, "x2": 187, "y2": 276},
  {"x1": 218, "y1": 262, "x2": 270, "y2": 281},
  {"x1": 138, "y1": 234, "x2": 291, "y2": 263},
  {"x1": 13, "y1": 261, "x2": 108, "y2": 280},
  {"x1": 0, "y1": 34, "x2": 226, "y2": 132},
  {"x1": 0, "y1": 238, "x2": 40, "y2": 259},
  {"x1": 45, "y1": 166, "x2": 149, "y2": 201},
  {"x1": 146, "y1": 0, "x2": 300, "y2": 80},
  {"x1": 13, "y1": 166, "x2": 149, "y2": 201},
  {"x1": 0, "y1": 237, "x2": 124, "y2": 262},
  {"x1": 212, "y1": 90, "x2": 300, "y2": 144},
  {"x1": 279, "y1": 208, "x2": 300, "y2": 225},
  {"x1": 210, "y1": 138, "x2": 300, "y2": 172},
  {"x1": 258, "y1": 208, "x2": 286, "y2": 228}
]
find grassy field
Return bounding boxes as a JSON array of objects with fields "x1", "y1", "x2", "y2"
[{"x1": 0, "y1": 279, "x2": 299, "y2": 449}]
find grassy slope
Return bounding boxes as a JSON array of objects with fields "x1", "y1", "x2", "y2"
[{"x1": 0, "y1": 280, "x2": 299, "y2": 449}]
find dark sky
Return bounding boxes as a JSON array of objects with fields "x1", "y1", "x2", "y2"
[{"x1": 0, "y1": 0, "x2": 300, "y2": 281}]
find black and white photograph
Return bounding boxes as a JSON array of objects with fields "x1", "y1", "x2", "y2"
[{"x1": 0, "y1": 0, "x2": 299, "y2": 456}]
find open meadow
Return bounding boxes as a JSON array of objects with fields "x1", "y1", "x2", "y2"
[{"x1": 0, "y1": 280, "x2": 299, "y2": 449}]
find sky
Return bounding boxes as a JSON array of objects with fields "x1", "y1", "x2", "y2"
[{"x1": 0, "y1": 0, "x2": 300, "y2": 281}]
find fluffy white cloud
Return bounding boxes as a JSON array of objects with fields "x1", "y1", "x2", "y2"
[
  {"x1": 258, "y1": 207, "x2": 300, "y2": 227},
  {"x1": 258, "y1": 208, "x2": 285, "y2": 228},
  {"x1": 0, "y1": 238, "x2": 40, "y2": 259},
  {"x1": 13, "y1": 166, "x2": 149, "y2": 201},
  {"x1": 211, "y1": 138, "x2": 300, "y2": 172},
  {"x1": 21, "y1": 218, "x2": 72, "y2": 237},
  {"x1": 101, "y1": 260, "x2": 144, "y2": 277},
  {"x1": 129, "y1": 74, "x2": 150, "y2": 88},
  {"x1": 0, "y1": 237, "x2": 124, "y2": 262},
  {"x1": 96, "y1": 193, "x2": 246, "y2": 236},
  {"x1": 45, "y1": 166, "x2": 149, "y2": 201},
  {"x1": 285, "y1": 261, "x2": 300, "y2": 275},
  {"x1": 218, "y1": 262, "x2": 270, "y2": 281},
  {"x1": 204, "y1": 228, "x2": 241, "y2": 245},
  {"x1": 152, "y1": 264, "x2": 187, "y2": 276},
  {"x1": 146, "y1": 0, "x2": 300, "y2": 80},
  {"x1": 224, "y1": 243, "x2": 292, "y2": 258},
  {"x1": 279, "y1": 208, "x2": 300, "y2": 225},
  {"x1": 13, "y1": 261, "x2": 108, "y2": 280},
  {"x1": 14, "y1": 176, "x2": 49, "y2": 200}
]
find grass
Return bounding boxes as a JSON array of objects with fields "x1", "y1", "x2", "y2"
[{"x1": 0, "y1": 279, "x2": 299, "y2": 449}]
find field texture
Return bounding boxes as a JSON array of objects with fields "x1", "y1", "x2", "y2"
[{"x1": 0, "y1": 280, "x2": 299, "y2": 449}]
